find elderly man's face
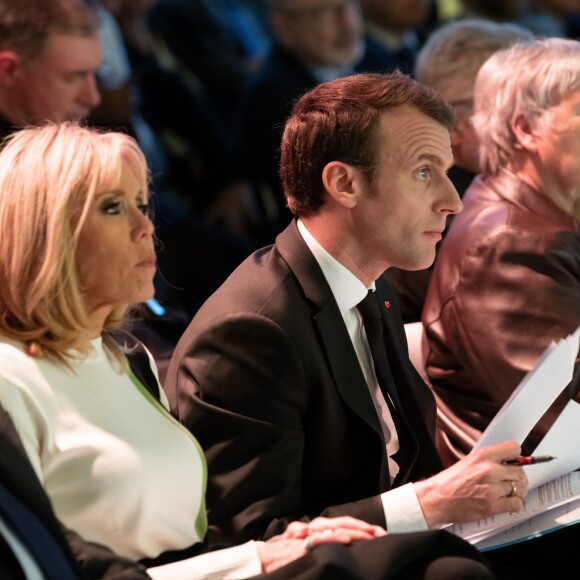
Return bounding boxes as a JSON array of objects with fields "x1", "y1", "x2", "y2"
[
  {"x1": 272, "y1": 0, "x2": 365, "y2": 68},
  {"x1": 533, "y1": 91, "x2": 580, "y2": 220},
  {"x1": 12, "y1": 32, "x2": 102, "y2": 124}
]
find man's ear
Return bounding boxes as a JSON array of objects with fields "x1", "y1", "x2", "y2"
[
  {"x1": 511, "y1": 111, "x2": 538, "y2": 152},
  {"x1": 321, "y1": 161, "x2": 360, "y2": 209},
  {"x1": 0, "y1": 51, "x2": 21, "y2": 87}
]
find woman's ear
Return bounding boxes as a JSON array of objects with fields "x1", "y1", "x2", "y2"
[
  {"x1": 321, "y1": 161, "x2": 360, "y2": 209},
  {"x1": 511, "y1": 111, "x2": 538, "y2": 152}
]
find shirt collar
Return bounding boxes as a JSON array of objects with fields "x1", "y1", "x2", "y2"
[
  {"x1": 297, "y1": 219, "x2": 373, "y2": 315},
  {"x1": 365, "y1": 22, "x2": 419, "y2": 53}
]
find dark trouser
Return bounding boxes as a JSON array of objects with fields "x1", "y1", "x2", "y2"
[{"x1": 259, "y1": 529, "x2": 494, "y2": 580}]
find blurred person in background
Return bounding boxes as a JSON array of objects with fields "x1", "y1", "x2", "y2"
[
  {"x1": 231, "y1": 0, "x2": 401, "y2": 246},
  {"x1": 0, "y1": 0, "x2": 101, "y2": 132},
  {"x1": 423, "y1": 36, "x2": 580, "y2": 481},
  {"x1": 360, "y1": 0, "x2": 436, "y2": 75},
  {"x1": 421, "y1": 40, "x2": 580, "y2": 576}
]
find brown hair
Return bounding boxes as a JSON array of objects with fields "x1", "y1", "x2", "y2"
[
  {"x1": 280, "y1": 71, "x2": 454, "y2": 217},
  {"x1": 0, "y1": 0, "x2": 98, "y2": 60}
]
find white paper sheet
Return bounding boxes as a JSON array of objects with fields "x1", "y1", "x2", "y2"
[
  {"x1": 475, "y1": 327, "x2": 580, "y2": 449},
  {"x1": 445, "y1": 327, "x2": 580, "y2": 548}
]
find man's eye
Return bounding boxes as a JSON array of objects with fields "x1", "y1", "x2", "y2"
[{"x1": 417, "y1": 168, "x2": 429, "y2": 181}]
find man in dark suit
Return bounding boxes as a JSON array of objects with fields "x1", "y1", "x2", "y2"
[{"x1": 165, "y1": 71, "x2": 528, "y2": 574}]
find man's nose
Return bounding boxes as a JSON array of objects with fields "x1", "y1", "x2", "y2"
[{"x1": 81, "y1": 74, "x2": 102, "y2": 109}]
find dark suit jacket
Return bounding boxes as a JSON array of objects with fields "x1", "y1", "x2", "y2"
[
  {"x1": 0, "y1": 405, "x2": 150, "y2": 580},
  {"x1": 165, "y1": 220, "x2": 443, "y2": 544}
]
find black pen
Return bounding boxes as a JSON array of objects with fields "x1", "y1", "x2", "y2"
[{"x1": 503, "y1": 455, "x2": 557, "y2": 466}]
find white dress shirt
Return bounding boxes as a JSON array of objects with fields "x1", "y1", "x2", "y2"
[{"x1": 297, "y1": 220, "x2": 428, "y2": 532}]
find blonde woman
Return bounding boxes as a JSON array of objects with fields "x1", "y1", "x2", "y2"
[{"x1": 0, "y1": 122, "x2": 397, "y2": 579}]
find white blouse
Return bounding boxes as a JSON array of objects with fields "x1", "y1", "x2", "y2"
[{"x1": 0, "y1": 336, "x2": 263, "y2": 578}]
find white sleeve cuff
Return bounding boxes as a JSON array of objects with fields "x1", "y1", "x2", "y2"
[
  {"x1": 146, "y1": 540, "x2": 264, "y2": 579},
  {"x1": 381, "y1": 483, "x2": 429, "y2": 533}
]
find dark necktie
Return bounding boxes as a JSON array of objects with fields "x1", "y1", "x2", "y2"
[
  {"x1": 357, "y1": 291, "x2": 404, "y2": 411},
  {"x1": 0, "y1": 480, "x2": 78, "y2": 580},
  {"x1": 357, "y1": 290, "x2": 410, "y2": 472}
]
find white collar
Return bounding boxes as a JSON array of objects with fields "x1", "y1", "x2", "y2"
[{"x1": 297, "y1": 219, "x2": 374, "y2": 315}]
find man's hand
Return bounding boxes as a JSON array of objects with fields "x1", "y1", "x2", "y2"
[
  {"x1": 257, "y1": 516, "x2": 386, "y2": 573},
  {"x1": 414, "y1": 440, "x2": 529, "y2": 527}
]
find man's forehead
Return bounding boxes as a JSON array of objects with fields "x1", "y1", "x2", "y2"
[
  {"x1": 377, "y1": 107, "x2": 453, "y2": 165},
  {"x1": 37, "y1": 32, "x2": 102, "y2": 68}
]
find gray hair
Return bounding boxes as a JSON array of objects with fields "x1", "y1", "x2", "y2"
[
  {"x1": 473, "y1": 37, "x2": 580, "y2": 176},
  {"x1": 415, "y1": 18, "x2": 533, "y2": 103},
  {"x1": 0, "y1": 0, "x2": 98, "y2": 60}
]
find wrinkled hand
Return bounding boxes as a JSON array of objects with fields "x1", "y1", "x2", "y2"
[
  {"x1": 257, "y1": 516, "x2": 386, "y2": 573},
  {"x1": 414, "y1": 440, "x2": 529, "y2": 528}
]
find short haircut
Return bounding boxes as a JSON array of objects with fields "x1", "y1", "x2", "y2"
[
  {"x1": 0, "y1": 122, "x2": 149, "y2": 366},
  {"x1": 280, "y1": 70, "x2": 454, "y2": 217},
  {"x1": 473, "y1": 37, "x2": 580, "y2": 176},
  {"x1": 0, "y1": 0, "x2": 98, "y2": 60},
  {"x1": 415, "y1": 18, "x2": 533, "y2": 103}
]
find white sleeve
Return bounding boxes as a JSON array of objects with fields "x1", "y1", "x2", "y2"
[
  {"x1": 381, "y1": 483, "x2": 429, "y2": 532},
  {"x1": 146, "y1": 541, "x2": 264, "y2": 580}
]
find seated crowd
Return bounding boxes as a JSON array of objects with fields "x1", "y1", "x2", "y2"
[{"x1": 0, "y1": 0, "x2": 578, "y2": 579}]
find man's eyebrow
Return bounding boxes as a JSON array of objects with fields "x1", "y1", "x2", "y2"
[{"x1": 417, "y1": 152, "x2": 453, "y2": 169}]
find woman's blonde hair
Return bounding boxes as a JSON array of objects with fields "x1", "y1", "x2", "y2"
[{"x1": 0, "y1": 121, "x2": 150, "y2": 365}]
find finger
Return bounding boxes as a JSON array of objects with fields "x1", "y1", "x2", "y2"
[
  {"x1": 502, "y1": 496, "x2": 525, "y2": 513},
  {"x1": 284, "y1": 521, "x2": 310, "y2": 539},
  {"x1": 498, "y1": 478, "x2": 528, "y2": 504},
  {"x1": 502, "y1": 466, "x2": 526, "y2": 481},
  {"x1": 308, "y1": 516, "x2": 385, "y2": 534},
  {"x1": 500, "y1": 479, "x2": 518, "y2": 498},
  {"x1": 309, "y1": 528, "x2": 381, "y2": 547},
  {"x1": 304, "y1": 532, "x2": 352, "y2": 552},
  {"x1": 483, "y1": 440, "x2": 522, "y2": 462}
]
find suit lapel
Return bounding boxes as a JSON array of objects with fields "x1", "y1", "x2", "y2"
[
  {"x1": 277, "y1": 222, "x2": 384, "y2": 440},
  {"x1": 315, "y1": 303, "x2": 384, "y2": 439}
]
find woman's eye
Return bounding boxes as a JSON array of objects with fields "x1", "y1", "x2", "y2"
[
  {"x1": 102, "y1": 201, "x2": 121, "y2": 215},
  {"x1": 138, "y1": 203, "x2": 151, "y2": 217}
]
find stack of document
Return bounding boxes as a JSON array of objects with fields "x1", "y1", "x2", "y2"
[{"x1": 444, "y1": 327, "x2": 580, "y2": 550}]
